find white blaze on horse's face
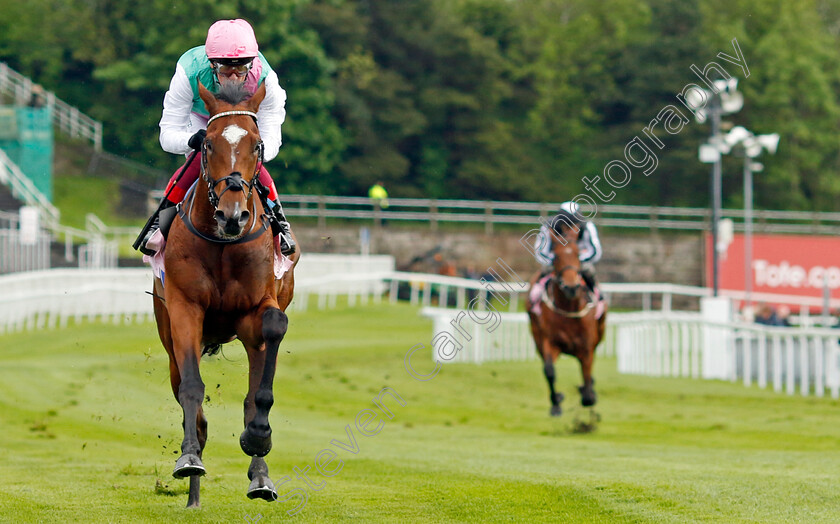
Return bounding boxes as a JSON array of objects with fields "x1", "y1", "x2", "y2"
[{"x1": 221, "y1": 124, "x2": 249, "y2": 170}]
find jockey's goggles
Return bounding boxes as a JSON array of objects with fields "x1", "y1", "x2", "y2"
[{"x1": 212, "y1": 60, "x2": 253, "y2": 77}]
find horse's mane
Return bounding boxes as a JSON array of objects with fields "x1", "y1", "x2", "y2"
[{"x1": 214, "y1": 81, "x2": 252, "y2": 106}]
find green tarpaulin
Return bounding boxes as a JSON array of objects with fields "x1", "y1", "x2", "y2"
[{"x1": 0, "y1": 106, "x2": 53, "y2": 201}]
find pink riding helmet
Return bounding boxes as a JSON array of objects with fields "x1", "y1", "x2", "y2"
[{"x1": 205, "y1": 19, "x2": 259, "y2": 59}]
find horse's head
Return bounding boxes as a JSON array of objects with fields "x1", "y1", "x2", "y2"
[
  {"x1": 549, "y1": 223, "x2": 582, "y2": 300},
  {"x1": 198, "y1": 81, "x2": 266, "y2": 238}
]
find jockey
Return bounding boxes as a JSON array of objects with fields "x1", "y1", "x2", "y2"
[
  {"x1": 138, "y1": 18, "x2": 296, "y2": 256},
  {"x1": 534, "y1": 201, "x2": 602, "y2": 292}
]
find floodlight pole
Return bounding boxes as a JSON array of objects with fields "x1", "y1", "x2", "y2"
[
  {"x1": 743, "y1": 155, "x2": 753, "y2": 306},
  {"x1": 710, "y1": 97, "x2": 722, "y2": 297}
]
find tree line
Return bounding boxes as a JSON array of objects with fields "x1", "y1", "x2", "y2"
[{"x1": 1, "y1": 0, "x2": 839, "y2": 211}]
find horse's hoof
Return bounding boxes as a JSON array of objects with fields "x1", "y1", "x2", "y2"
[
  {"x1": 550, "y1": 405, "x2": 562, "y2": 417},
  {"x1": 240, "y1": 427, "x2": 272, "y2": 457},
  {"x1": 173, "y1": 453, "x2": 206, "y2": 479},
  {"x1": 579, "y1": 386, "x2": 597, "y2": 407},
  {"x1": 247, "y1": 475, "x2": 278, "y2": 501},
  {"x1": 580, "y1": 392, "x2": 597, "y2": 407}
]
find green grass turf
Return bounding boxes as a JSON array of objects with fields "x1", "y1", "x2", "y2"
[
  {"x1": 52, "y1": 174, "x2": 141, "y2": 231},
  {"x1": 1, "y1": 302, "x2": 840, "y2": 522}
]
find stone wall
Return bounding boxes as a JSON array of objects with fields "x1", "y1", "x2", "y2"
[{"x1": 292, "y1": 224, "x2": 705, "y2": 287}]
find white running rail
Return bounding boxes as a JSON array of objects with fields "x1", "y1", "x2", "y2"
[
  {"x1": 609, "y1": 311, "x2": 840, "y2": 399},
  {"x1": 0, "y1": 228, "x2": 50, "y2": 273},
  {"x1": 420, "y1": 307, "x2": 840, "y2": 399},
  {"x1": 2, "y1": 268, "x2": 839, "y2": 399}
]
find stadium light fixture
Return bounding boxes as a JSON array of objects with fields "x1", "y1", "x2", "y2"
[
  {"x1": 694, "y1": 79, "x2": 744, "y2": 296},
  {"x1": 722, "y1": 126, "x2": 780, "y2": 307}
]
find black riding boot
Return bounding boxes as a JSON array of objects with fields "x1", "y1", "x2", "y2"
[
  {"x1": 139, "y1": 199, "x2": 176, "y2": 256},
  {"x1": 266, "y1": 199, "x2": 296, "y2": 256},
  {"x1": 580, "y1": 264, "x2": 598, "y2": 295}
]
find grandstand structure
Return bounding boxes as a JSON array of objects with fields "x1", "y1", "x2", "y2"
[{"x1": 0, "y1": 63, "x2": 116, "y2": 273}]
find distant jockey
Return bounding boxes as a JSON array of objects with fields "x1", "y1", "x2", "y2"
[{"x1": 534, "y1": 201, "x2": 602, "y2": 292}]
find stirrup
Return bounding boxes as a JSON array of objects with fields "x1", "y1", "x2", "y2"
[
  {"x1": 278, "y1": 229, "x2": 296, "y2": 256},
  {"x1": 268, "y1": 215, "x2": 296, "y2": 256},
  {"x1": 139, "y1": 217, "x2": 160, "y2": 256}
]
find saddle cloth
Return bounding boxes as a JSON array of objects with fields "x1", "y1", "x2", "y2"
[
  {"x1": 142, "y1": 229, "x2": 294, "y2": 285},
  {"x1": 529, "y1": 274, "x2": 605, "y2": 319}
]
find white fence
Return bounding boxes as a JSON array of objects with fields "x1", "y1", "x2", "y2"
[
  {"x1": 1, "y1": 209, "x2": 123, "y2": 274},
  {"x1": 0, "y1": 228, "x2": 50, "y2": 273},
  {"x1": 0, "y1": 262, "x2": 536, "y2": 334},
  {"x1": 422, "y1": 307, "x2": 537, "y2": 363},
  {"x1": 77, "y1": 240, "x2": 119, "y2": 269},
  {"x1": 0, "y1": 268, "x2": 155, "y2": 333},
  {"x1": 611, "y1": 311, "x2": 840, "y2": 398},
  {"x1": 0, "y1": 258, "x2": 398, "y2": 333},
  {"x1": 420, "y1": 306, "x2": 840, "y2": 399},
  {"x1": 3, "y1": 266, "x2": 839, "y2": 399}
]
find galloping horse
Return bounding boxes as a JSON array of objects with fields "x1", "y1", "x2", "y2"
[
  {"x1": 150, "y1": 80, "x2": 300, "y2": 507},
  {"x1": 526, "y1": 222, "x2": 606, "y2": 417}
]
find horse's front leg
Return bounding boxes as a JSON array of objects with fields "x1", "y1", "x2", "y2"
[
  {"x1": 239, "y1": 305, "x2": 288, "y2": 501},
  {"x1": 577, "y1": 338, "x2": 597, "y2": 407},
  {"x1": 167, "y1": 299, "x2": 208, "y2": 481},
  {"x1": 540, "y1": 341, "x2": 564, "y2": 417},
  {"x1": 241, "y1": 307, "x2": 287, "y2": 455}
]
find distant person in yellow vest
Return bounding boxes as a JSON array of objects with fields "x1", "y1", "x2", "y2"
[{"x1": 369, "y1": 181, "x2": 389, "y2": 225}]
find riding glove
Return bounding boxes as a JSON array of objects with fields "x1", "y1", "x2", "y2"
[{"x1": 188, "y1": 129, "x2": 206, "y2": 150}]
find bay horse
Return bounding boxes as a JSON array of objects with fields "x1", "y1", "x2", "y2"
[
  {"x1": 526, "y1": 223, "x2": 606, "y2": 417},
  {"x1": 150, "y1": 80, "x2": 300, "y2": 507}
]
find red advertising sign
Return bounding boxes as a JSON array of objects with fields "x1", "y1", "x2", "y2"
[{"x1": 705, "y1": 233, "x2": 840, "y2": 304}]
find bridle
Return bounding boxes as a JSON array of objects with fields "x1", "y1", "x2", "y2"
[
  {"x1": 177, "y1": 109, "x2": 269, "y2": 245},
  {"x1": 200, "y1": 110, "x2": 264, "y2": 208},
  {"x1": 541, "y1": 236, "x2": 594, "y2": 318}
]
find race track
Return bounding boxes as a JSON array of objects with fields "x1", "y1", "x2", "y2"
[{"x1": 1, "y1": 301, "x2": 839, "y2": 522}]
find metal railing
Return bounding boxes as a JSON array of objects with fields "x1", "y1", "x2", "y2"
[
  {"x1": 149, "y1": 193, "x2": 840, "y2": 235},
  {"x1": 0, "y1": 62, "x2": 102, "y2": 151},
  {"x1": 0, "y1": 211, "x2": 120, "y2": 274},
  {"x1": 0, "y1": 228, "x2": 50, "y2": 273}
]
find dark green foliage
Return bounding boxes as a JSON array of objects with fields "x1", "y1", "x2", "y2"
[{"x1": 1, "y1": 0, "x2": 839, "y2": 210}]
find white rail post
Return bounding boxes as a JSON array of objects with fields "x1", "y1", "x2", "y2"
[
  {"x1": 700, "y1": 296, "x2": 733, "y2": 379},
  {"x1": 757, "y1": 332, "x2": 767, "y2": 389}
]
